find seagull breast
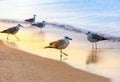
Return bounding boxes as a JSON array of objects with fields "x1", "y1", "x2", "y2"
[{"x1": 87, "y1": 34, "x2": 99, "y2": 42}]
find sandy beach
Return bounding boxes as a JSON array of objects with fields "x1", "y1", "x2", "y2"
[
  {"x1": 0, "y1": 41, "x2": 110, "y2": 82},
  {"x1": 0, "y1": 20, "x2": 110, "y2": 82}
]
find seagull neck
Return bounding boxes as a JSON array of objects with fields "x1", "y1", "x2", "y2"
[
  {"x1": 64, "y1": 38, "x2": 69, "y2": 42},
  {"x1": 16, "y1": 25, "x2": 20, "y2": 29},
  {"x1": 42, "y1": 22, "x2": 46, "y2": 25},
  {"x1": 33, "y1": 16, "x2": 36, "y2": 19},
  {"x1": 88, "y1": 33, "x2": 93, "y2": 36}
]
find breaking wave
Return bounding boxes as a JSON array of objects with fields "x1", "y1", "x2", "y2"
[{"x1": 0, "y1": 19, "x2": 120, "y2": 41}]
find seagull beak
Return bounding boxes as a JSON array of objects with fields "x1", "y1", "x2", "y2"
[
  {"x1": 86, "y1": 32, "x2": 91, "y2": 35},
  {"x1": 69, "y1": 37, "x2": 72, "y2": 40},
  {"x1": 21, "y1": 25, "x2": 23, "y2": 27}
]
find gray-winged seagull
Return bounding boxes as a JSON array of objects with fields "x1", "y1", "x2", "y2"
[
  {"x1": 0, "y1": 24, "x2": 23, "y2": 40},
  {"x1": 25, "y1": 14, "x2": 36, "y2": 23},
  {"x1": 32, "y1": 21, "x2": 46, "y2": 32},
  {"x1": 44, "y1": 36, "x2": 72, "y2": 61},
  {"x1": 86, "y1": 32, "x2": 108, "y2": 49}
]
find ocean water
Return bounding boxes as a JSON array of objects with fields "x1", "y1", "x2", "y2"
[
  {"x1": 0, "y1": 0, "x2": 120, "y2": 36},
  {"x1": 0, "y1": 0, "x2": 120, "y2": 82}
]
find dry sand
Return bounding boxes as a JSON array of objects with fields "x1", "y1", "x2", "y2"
[{"x1": 0, "y1": 41, "x2": 110, "y2": 82}]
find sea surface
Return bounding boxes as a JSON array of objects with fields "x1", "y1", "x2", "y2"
[
  {"x1": 0, "y1": 0, "x2": 120, "y2": 36},
  {"x1": 0, "y1": 0, "x2": 120, "y2": 82}
]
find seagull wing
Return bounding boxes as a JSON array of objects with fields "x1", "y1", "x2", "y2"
[
  {"x1": 32, "y1": 22, "x2": 42, "y2": 27},
  {"x1": 25, "y1": 17, "x2": 33, "y2": 21},
  {"x1": 92, "y1": 34, "x2": 107, "y2": 41},
  {"x1": 32, "y1": 23, "x2": 37, "y2": 26},
  {"x1": 50, "y1": 39, "x2": 65, "y2": 48},
  {"x1": 1, "y1": 27, "x2": 16, "y2": 34},
  {"x1": 37, "y1": 23, "x2": 43, "y2": 26}
]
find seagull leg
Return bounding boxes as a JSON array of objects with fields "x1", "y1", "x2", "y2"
[
  {"x1": 62, "y1": 52, "x2": 68, "y2": 56},
  {"x1": 95, "y1": 42, "x2": 97, "y2": 49},
  {"x1": 40, "y1": 28, "x2": 42, "y2": 32},
  {"x1": 7, "y1": 34, "x2": 9, "y2": 41},
  {"x1": 60, "y1": 50, "x2": 63, "y2": 61},
  {"x1": 14, "y1": 35, "x2": 20, "y2": 41},
  {"x1": 92, "y1": 43, "x2": 94, "y2": 49}
]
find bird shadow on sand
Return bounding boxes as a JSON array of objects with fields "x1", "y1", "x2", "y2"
[{"x1": 31, "y1": 31, "x2": 45, "y2": 42}]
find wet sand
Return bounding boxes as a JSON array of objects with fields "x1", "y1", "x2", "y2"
[
  {"x1": 0, "y1": 41, "x2": 110, "y2": 82},
  {"x1": 0, "y1": 21, "x2": 110, "y2": 82}
]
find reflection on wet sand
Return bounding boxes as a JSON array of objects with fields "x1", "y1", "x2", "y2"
[
  {"x1": 7, "y1": 41, "x2": 17, "y2": 46},
  {"x1": 2, "y1": 41, "x2": 18, "y2": 49},
  {"x1": 86, "y1": 48, "x2": 100, "y2": 65},
  {"x1": 32, "y1": 31, "x2": 45, "y2": 42}
]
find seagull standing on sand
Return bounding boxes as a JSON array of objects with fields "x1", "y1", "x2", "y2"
[
  {"x1": 86, "y1": 32, "x2": 108, "y2": 49},
  {"x1": 44, "y1": 36, "x2": 72, "y2": 61},
  {"x1": 0, "y1": 24, "x2": 23, "y2": 40},
  {"x1": 25, "y1": 14, "x2": 36, "y2": 23},
  {"x1": 32, "y1": 21, "x2": 46, "y2": 32}
]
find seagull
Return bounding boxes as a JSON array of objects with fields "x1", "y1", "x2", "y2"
[
  {"x1": 44, "y1": 36, "x2": 72, "y2": 61},
  {"x1": 25, "y1": 14, "x2": 36, "y2": 23},
  {"x1": 0, "y1": 24, "x2": 23, "y2": 40},
  {"x1": 32, "y1": 21, "x2": 46, "y2": 32},
  {"x1": 86, "y1": 32, "x2": 108, "y2": 49}
]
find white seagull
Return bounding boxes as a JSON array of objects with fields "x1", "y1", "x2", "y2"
[
  {"x1": 44, "y1": 36, "x2": 72, "y2": 61},
  {"x1": 32, "y1": 21, "x2": 46, "y2": 32},
  {"x1": 86, "y1": 32, "x2": 108, "y2": 49},
  {"x1": 0, "y1": 24, "x2": 23, "y2": 40},
  {"x1": 25, "y1": 14, "x2": 36, "y2": 23}
]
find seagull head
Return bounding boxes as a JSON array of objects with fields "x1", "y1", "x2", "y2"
[
  {"x1": 86, "y1": 31, "x2": 91, "y2": 35},
  {"x1": 42, "y1": 21, "x2": 46, "y2": 23},
  {"x1": 34, "y1": 14, "x2": 36, "y2": 17},
  {"x1": 64, "y1": 36, "x2": 72, "y2": 40},
  {"x1": 17, "y1": 24, "x2": 23, "y2": 27}
]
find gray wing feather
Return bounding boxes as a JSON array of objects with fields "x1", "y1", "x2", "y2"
[
  {"x1": 50, "y1": 39, "x2": 65, "y2": 48},
  {"x1": 92, "y1": 34, "x2": 107, "y2": 40},
  {"x1": 1, "y1": 27, "x2": 17, "y2": 34}
]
